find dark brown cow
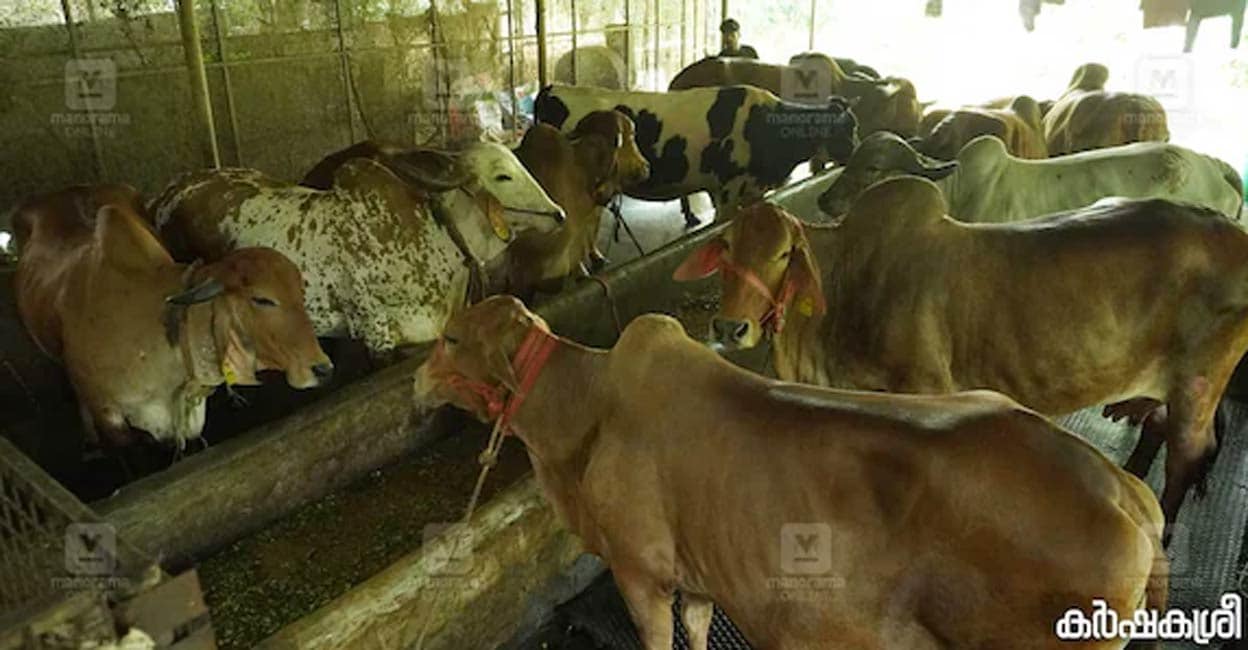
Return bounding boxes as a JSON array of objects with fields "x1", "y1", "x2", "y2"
[
  {"x1": 13, "y1": 185, "x2": 331, "y2": 448},
  {"x1": 682, "y1": 177, "x2": 1248, "y2": 529},
  {"x1": 507, "y1": 111, "x2": 649, "y2": 298},
  {"x1": 415, "y1": 296, "x2": 1165, "y2": 650},
  {"x1": 1043, "y1": 63, "x2": 1169, "y2": 156}
]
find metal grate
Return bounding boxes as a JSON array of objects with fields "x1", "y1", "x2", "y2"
[
  {"x1": 0, "y1": 435, "x2": 145, "y2": 632},
  {"x1": 0, "y1": 437, "x2": 84, "y2": 615}
]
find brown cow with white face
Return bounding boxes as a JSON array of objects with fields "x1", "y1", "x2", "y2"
[
  {"x1": 12, "y1": 184, "x2": 331, "y2": 448},
  {"x1": 682, "y1": 177, "x2": 1248, "y2": 530}
]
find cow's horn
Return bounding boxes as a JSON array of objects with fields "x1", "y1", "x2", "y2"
[
  {"x1": 167, "y1": 277, "x2": 225, "y2": 305},
  {"x1": 388, "y1": 152, "x2": 473, "y2": 192}
]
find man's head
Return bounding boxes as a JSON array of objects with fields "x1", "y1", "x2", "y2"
[{"x1": 720, "y1": 18, "x2": 741, "y2": 52}]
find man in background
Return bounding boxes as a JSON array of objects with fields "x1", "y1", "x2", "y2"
[{"x1": 717, "y1": 19, "x2": 759, "y2": 58}]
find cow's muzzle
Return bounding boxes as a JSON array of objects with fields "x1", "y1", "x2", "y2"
[
  {"x1": 710, "y1": 317, "x2": 755, "y2": 351},
  {"x1": 506, "y1": 205, "x2": 566, "y2": 225}
]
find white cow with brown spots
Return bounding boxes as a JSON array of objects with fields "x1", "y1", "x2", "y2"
[{"x1": 151, "y1": 143, "x2": 564, "y2": 354}]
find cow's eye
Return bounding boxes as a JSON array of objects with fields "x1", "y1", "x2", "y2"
[
  {"x1": 494, "y1": 174, "x2": 513, "y2": 182},
  {"x1": 443, "y1": 335, "x2": 459, "y2": 345},
  {"x1": 251, "y1": 296, "x2": 277, "y2": 307}
]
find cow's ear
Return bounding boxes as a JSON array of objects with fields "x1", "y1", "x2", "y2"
[
  {"x1": 168, "y1": 277, "x2": 225, "y2": 305},
  {"x1": 213, "y1": 299, "x2": 260, "y2": 386},
  {"x1": 574, "y1": 134, "x2": 617, "y2": 196},
  {"x1": 789, "y1": 245, "x2": 826, "y2": 318},
  {"x1": 673, "y1": 238, "x2": 726, "y2": 281}
]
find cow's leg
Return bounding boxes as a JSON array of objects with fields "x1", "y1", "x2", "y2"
[
  {"x1": 1184, "y1": 15, "x2": 1201, "y2": 52},
  {"x1": 1157, "y1": 377, "x2": 1220, "y2": 529},
  {"x1": 1232, "y1": 0, "x2": 1245, "y2": 48},
  {"x1": 613, "y1": 570, "x2": 675, "y2": 650},
  {"x1": 1124, "y1": 407, "x2": 1167, "y2": 478},
  {"x1": 1103, "y1": 397, "x2": 1162, "y2": 428},
  {"x1": 680, "y1": 593, "x2": 714, "y2": 650},
  {"x1": 681, "y1": 195, "x2": 700, "y2": 229}
]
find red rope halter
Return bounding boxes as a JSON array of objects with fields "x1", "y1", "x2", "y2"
[{"x1": 437, "y1": 325, "x2": 558, "y2": 434}]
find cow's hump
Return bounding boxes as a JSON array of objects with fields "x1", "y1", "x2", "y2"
[{"x1": 843, "y1": 176, "x2": 947, "y2": 232}]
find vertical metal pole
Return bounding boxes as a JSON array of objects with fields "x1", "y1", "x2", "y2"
[
  {"x1": 536, "y1": 0, "x2": 548, "y2": 86},
  {"x1": 58, "y1": 0, "x2": 105, "y2": 180},
  {"x1": 680, "y1": 0, "x2": 687, "y2": 66},
  {"x1": 652, "y1": 0, "x2": 659, "y2": 88},
  {"x1": 570, "y1": 0, "x2": 578, "y2": 85},
  {"x1": 506, "y1": 0, "x2": 518, "y2": 135},
  {"x1": 808, "y1": 0, "x2": 816, "y2": 51},
  {"x1": 623, "y1": 0, "x2": 631, "y2": 89},
  {"x1": 176, "y1": 0, "x2": 221, "y2": 168},
  {"x1": 333, "y1": 0, "x2": 357, "y2": 143},
  {"x1": 209, "y1": 0, "x2": 244, "y2": 165},
  {"x1": 721, "y1": 0, "x2": 728, "y2": 21},
  {"x1": 692, "y1": 0, "x2": 698, "y2": 58},
  {"x1": 429, "y1": 0, "x2": 448, "y2": 143}
]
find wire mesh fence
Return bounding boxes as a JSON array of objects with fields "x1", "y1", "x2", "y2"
[{"x1": 0, "y1": 0, "x2": 723, "y2": 217}]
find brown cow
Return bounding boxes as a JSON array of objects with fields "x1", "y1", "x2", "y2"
[
  {"x1": 415, "y1": 295, "x2": 1165, "y2": 650},
  {"x1": 1043, "y1": 63, "x2": 1169, "y2": 156},
  {"x1": 681, "y1": 177, "x2": 1248, "y2": 529},
  {"x1": 13, "y1": 185, "x2": 331, "y2": 448},
  {"x1": 917, "y1": 96, "x2": 1048, "y2": 160},
  {"x1": 669, "y1": 53, "x2": 922, "y2": 137},
  {"x1": 507, "y1": 111, "x2": 649, "y2": 298}
]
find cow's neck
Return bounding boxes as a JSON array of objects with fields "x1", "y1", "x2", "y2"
[
  {"x1": 772, "y1": 225, "x2": 837, "y2": 386},
  {"x1": 507, "y1": 340, "x2": 609, "y2": 535}
]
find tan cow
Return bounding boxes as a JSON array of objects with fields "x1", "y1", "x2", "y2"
[
  {"x1": 682, "y1": 177, "x2": 1248, "y2": 528},
  {"x1": 415, "y1": 295, "x2": 1165, "y2": 650},
  {"x1": 13, "y1": 185, "x2": 331, "y2": 447},
  {"x1": 507, "y1": 111, "x2": 650, "y2": 298},
  {"x1": 1043, "y1": 63, "x2": 1169, "y2": 156},
  {"x1": 669, "y1": 53, "x2": 922, "y2": 137},
  {"x1": 917, "y1": 96, "x2": 1048, "y2": 160}
]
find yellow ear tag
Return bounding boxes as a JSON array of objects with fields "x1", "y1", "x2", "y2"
[
  {"x1": 222, "y1": 360, "x2": 238, "y2": 386},
  {"x1": 491, "y1": 216, "x2": 511, "y2": 241},
  {"x1": 797, "y1": 296, "x2": 815, "y2": 317}
]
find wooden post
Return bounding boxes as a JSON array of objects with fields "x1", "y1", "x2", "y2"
[
  {"x1": 175, "y1": 0, "x2": 221, "y2": 168},
  {"x1": 507, "y1": 0, "x2": 518, "y2": 135},
  {"x1": 536, "y1": 0, "x2": 548, "y2": 87},
  {"x1": 570, "y1": 0, "x2": 578, "y2": 85}
]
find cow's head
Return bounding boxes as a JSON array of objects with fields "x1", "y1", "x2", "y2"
[
  {"x1": 171, "y1": 248, "x2": 333, "y2": 390},
  {"x1": 848, "y1": 76, "x2": 923, "y2": 138},
  {"x1": 413, "y1": 295, "x2": 551, "y2": 420},
  {"x1": 570, "y1": 110, "x2": 650, "y2": 199},
  {"x1": 459, "y1": 142, "x2": 566, "y2": 238},
  {"x1": 815, "y1": 97, "x2": 860, "y2": 166},
  {"x1": 674, "y1": 202, "x2": 825, "y2": 351},
  {"x1": 816, "y1": 131, "x2": 957, "y2": 218}
]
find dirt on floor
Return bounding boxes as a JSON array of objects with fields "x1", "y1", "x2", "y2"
[{"x1": 198, "y1": 417, "x2": 531, "y2": 650}]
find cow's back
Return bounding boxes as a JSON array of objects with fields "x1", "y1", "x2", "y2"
[
  {"x1": 668, "y1": 57, "x2": 782, "y2": 93},
  {"x1": 152, "y1": 168, "x2": 285, "y2": 261},
  {"x1": 1044, "y1": 91, "x2": 1169, "y2": 156},
  {"x1": 13, "y1": 185, "x2": 156, "y2": 358}
]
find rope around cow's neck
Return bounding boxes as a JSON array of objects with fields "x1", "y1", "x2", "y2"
[{"x1": 414, "y1": 326, "x2": 558, "y2": 649}]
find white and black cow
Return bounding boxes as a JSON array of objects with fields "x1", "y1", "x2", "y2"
[
  {"x1": 534, "y1": 84, "x2": 858, "y2": 226},
  {"x1": 151, "y1": 142, "x2": 564, "y2": 354}
]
